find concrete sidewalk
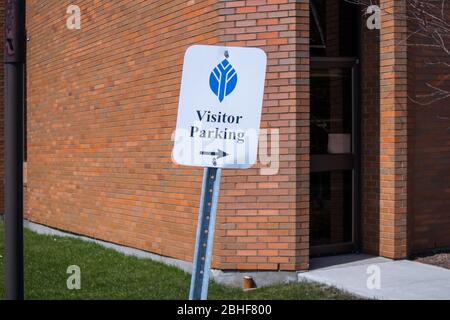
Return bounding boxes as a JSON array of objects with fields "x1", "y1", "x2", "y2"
[{"x1": 298, "y1": 254, "x2": 450, "y2": 300}]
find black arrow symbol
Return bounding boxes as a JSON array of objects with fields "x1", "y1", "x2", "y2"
[{"x1": 200, "y1": 149, "x2": 229, "y2": 160}]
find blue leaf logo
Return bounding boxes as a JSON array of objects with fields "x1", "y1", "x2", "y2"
[{"x1": 209, "y1": 59, "x2": 238, "y2": 103}]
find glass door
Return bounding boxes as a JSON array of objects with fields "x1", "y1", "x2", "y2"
[{"x1": 310, "y1": 57, "x2": 360, "y2": 256}]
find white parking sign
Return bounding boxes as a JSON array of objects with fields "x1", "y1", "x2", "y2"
[{"x1": 173, "y1": 45, "x2": 267, "y2": 169}]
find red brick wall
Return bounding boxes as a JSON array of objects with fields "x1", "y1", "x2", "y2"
[
  {"x1": 360, "y1": 0, "x2": 450, "y2": 257},
  {"x1": 26, "y1": 0, "x2": 310, "y2": 271},
  {"x1": 26, "y1": 0, "x2": 220, "y2": 263},
  {"x1": 361, "y1": 4, "x2": 381, "y2": 255},
  {"x1": 407, "y1": 2, "x2": 450, "y2": 253},
  {"x1": 20, "y1": 0, "x2": 450, "y2": 268},
  {"x1": 379, "y1": 0, "x2": 408, "y2": 259},
  {"x1": 215, "y1": 0, "x2": 309, "y2": 271}
]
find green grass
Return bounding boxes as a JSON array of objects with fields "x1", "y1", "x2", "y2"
[{"x1": 0, "y1": 222, "x2": 355, "y2": 300}]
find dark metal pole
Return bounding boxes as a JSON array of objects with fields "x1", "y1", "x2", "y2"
[{"x1": 4, "y1": 0, "x2": 25, "y2": 300}]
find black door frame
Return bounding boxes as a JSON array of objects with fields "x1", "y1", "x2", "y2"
[{"x1": 309, "y1": 57, "x2": 361, "y2": 256}]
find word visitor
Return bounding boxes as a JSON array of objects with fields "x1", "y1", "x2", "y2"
[{"x1": 190, "y1": 110, "x2": 247, "y2": 144}]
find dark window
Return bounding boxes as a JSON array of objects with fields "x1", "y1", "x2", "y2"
[{"x1": 310, "y1": 0, "x2": 359, "y2": 57}]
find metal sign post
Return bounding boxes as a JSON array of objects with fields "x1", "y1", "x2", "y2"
[
  {"x1": 173, "y1": 45, "x2": 267, "y2": 300},
  {"x1": 189, "y1": 167, "x2": 222, "y2": 300}
]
